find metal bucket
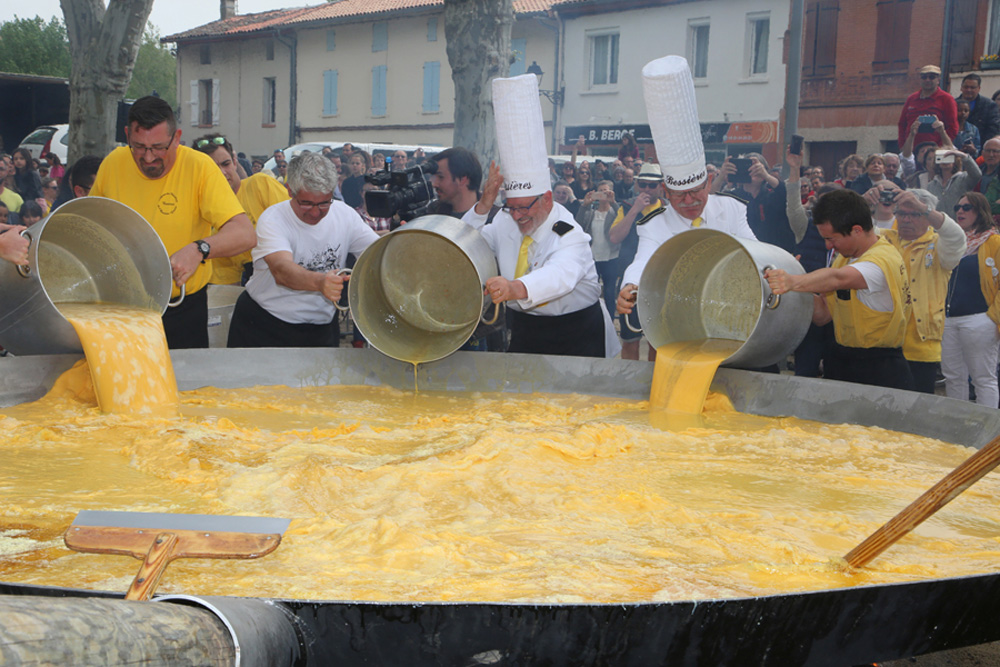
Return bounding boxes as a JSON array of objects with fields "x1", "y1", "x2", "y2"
[
  {"x1": 348, "y1": 214, "x2": 498, "y2": 363},
  {"x1": 635, "y1": 228, "x2": 812, "y2": 368},
  {"x1": 0, "y1": 197, "x2": 173, "y2": 356}
]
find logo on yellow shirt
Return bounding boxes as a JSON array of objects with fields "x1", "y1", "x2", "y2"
[{"x1": 157, "y1": 192, "x2": 179, "y2": 215}]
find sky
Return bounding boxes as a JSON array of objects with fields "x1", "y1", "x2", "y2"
[{"x1": 0, "y1": 0, "x2": 292, "y2": 39}]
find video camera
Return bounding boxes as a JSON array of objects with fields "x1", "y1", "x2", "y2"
[{"x1": 364, "y1": 160, "x2": 437, "y2": 221}]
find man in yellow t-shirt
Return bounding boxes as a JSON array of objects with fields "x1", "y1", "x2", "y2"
[
  {"x1": 765, "y1": 189, "x2": 915, "y2": 391},
  {"x1": 90, "y1": 96, "x2": 255, "y2": 349},
  {"x1": 194, "y1": 133, "x2": 289, "y2": 285}
]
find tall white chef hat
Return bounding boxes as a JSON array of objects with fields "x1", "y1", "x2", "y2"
[
  {"x1": 642, "y1": 56, "x2": 706, "y2": 189},
  {"x1": 492, "y1": 74, "x2": 550, "y2": 198}
]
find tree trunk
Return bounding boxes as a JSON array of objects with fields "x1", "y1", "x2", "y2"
[
  {"x1": 443, "y1": 0, "x2": 513, "y2": 168},
  {"x1": 61, "y1": 0, "x2": 155, "y2": 164}
]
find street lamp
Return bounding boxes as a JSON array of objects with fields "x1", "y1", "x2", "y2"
[{"x1": 527, "y1": 61, "x2": 564, "y2": 106}]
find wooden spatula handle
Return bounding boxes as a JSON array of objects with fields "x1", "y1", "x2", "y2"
[
  {"x1": 845, "y1": 434, "x2": 1000, "y2": 568},
  {"x1": 126, "y1": 532, "x2": 178, "y2": 601}
]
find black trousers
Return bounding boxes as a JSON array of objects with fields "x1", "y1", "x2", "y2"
[
  {"x1": 508, "y1": 301, "x2": 605, "y2": 358},
  {"x1": 163, "y1": 286, "x2": 209, "y2": 350},
  {"x1": 227, "y1": 291, "x2": 340, "y2": 348},
  {"x1": 825, "y1": 342, "x2": 916, "y2": 391},
  {"x1": 907, "y1": 360, "x2": 938, "y2": 395}
]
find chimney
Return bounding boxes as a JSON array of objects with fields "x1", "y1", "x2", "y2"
[{"x1": 221, "y1": 0, "x2": 236, "y2": 20}]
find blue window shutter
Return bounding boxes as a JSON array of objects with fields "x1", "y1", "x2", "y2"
[
  {"x1": 326, "y1": 29, "x2": 336, "y2": 51},
  {"x1": 373, "y1": 22, "x2": 388, "y2": 52},
  {"x1": 510, "y1": 38, "x2": 527, "y2": 76},
  {"x1": 427, "y1": 17, "x2": 438, "y2": 42},
  {"x1": 323, "y1": 69, "x2": 338, "y2": 115},
  {"x1": 423, "y1": 61, "x2": 440, "y2": 112},
  {"x1": 372, "y1": 65, "x2": 387, "y2": 115}
]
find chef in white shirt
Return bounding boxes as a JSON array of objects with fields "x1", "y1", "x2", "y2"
[
  {"x1": 618, "y1": 55, "x2": 757, "y2": 317},
  {"x1": 462, "y1": 74, "x2": 620, "y2": 358}
]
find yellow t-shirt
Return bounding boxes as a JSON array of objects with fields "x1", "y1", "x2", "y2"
[
  {"x1": 90, "y1": 146, "x2": 246, "y2": 297},
  {"x1": 211, "y1": 173, "x2": 289, "y2": 285},
  {"x1": 825, "y1": 237, "x2": 910, "y2": 349}
]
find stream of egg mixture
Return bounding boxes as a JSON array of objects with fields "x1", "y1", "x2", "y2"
[{"x1": 2, "y1": 361, "x2": 1000, "y2": 603}]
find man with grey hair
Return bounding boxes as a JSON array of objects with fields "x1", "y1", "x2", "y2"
[
  {"x1": 227, "y1": 152, "x2": 379, "y2": 348},
  {"x1": 877, "y1": 187, "x2": 965, "y2": 393}
]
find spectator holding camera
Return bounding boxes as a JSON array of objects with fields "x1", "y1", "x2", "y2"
[
  {"x1": 721, "y1": 153, "x2": 796, "y2": 253},
  {"x1": 923, "y1": 148, "x2": 980, "y2": 214},
  {"x1": 956, "y1": 99, "x2": 983, "y2": 157},
  {"x1": 575, "y1": 180, "x2": 620, "y2": 315},
  {"x1": 897, "y1": 65, "x2": 959, "y2": 149}
]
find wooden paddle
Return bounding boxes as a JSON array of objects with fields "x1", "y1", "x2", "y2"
[
  {"x1": 65, "y1": 510, "x2": 290, "y2": 600},
  {"x1": 844, "y1": 433, "x2": 1000, "y2": 569}
]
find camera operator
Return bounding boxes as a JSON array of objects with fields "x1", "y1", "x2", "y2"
[{"x1": 428, "y1": 147, "x2": 482, "y2": 218}]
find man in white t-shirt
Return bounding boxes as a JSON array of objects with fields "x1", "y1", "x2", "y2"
[{"x1": 227, "y1": 152, "x2": 379, "y2": 348}]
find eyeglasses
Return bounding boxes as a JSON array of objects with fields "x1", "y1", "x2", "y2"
[
  {"x1": 954, "y1": 203, "x2": 974, "y2": 212},
  {"x1": 920, "y1": 73, "x2": 939, "y2": 80},
  {"x1": 294, "y1": 197, "x2": 333, "y2": 211},
  {"x1": 129, "y1": 132, "x2": 176, "y2": 158},
  {"x1": 501, "y1": 194, "x2": 542, "y2": 215},
  {"x1": 195, "y1": 136, "x2": 227, "y2": 149},
  {"x1": 895, "y1": 209, "x2": 927, "y2": 219}
]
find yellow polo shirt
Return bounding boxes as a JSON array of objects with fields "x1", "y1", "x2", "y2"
[
  {"x1": 211, "y1": 172, "x2": 289, "y2": 285},
  {"x1": 90, "y1": 146, "x2": 245, "y2": 297}
]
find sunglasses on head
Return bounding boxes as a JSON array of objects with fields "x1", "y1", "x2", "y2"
[
  {"x1": 954, "y1": 203, "x2": 974, "y2": 212},
  {"x1": 195, "y1": 136, "x2": 227, "y2": 149}
]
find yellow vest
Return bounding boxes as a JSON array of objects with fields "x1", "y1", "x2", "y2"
[
  {"x1": 212, "y1": 173, "x2": 289, "y2": 285},
  {"x1": 90, "y1": 146, "x2": 246, "y2": 297},
  {"x1": 825, "y1": 237, "x2": 910, "y2": 349},
  {"x1": 881, "y1": 227, "x2": 951, "y2": 362},
  {"x1": 978, "y1": 234, "x2": 1000, "y2": 331}
]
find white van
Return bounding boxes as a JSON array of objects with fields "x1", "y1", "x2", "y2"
[{"x1": 262, "y1": 141, "x2": 441, "y2": 174}]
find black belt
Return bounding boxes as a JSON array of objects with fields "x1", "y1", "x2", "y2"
[{"x1": 508, "y1": 301, "x2": 605, "y2": 358}]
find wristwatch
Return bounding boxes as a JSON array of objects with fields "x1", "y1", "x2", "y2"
[
  {"x1": 194, "y1": 239, "x2": 211, "y2": 263},
  {"x1": 925, "y1": 203, "x2": 934, "y2": 215}
]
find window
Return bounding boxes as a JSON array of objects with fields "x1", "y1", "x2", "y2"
[
  {"x1": 948, "y1": 0, "x2": 977, "y2": 71},
  {"x1": 200, "y1": 44, "x2": 211, "y2": 65},
  {"x1": 323, "y1": 70, "x2": 338, "y2": 116},
  {"x1": 510, "y1": 38, "x2": 527, "y2": 77},
  {"x1": 372, "y1": 65, "x2": 387, "y2": 116},
  {"x1": 423, "y1": 61, "x2": 440, "y2": 113},
  {"x1": 873, "y1": 0, "x2": 913, "y2": 72},
  {"x1": 803, "y1": 0, "x2": 839, "y2": 77},
  {"x1": 746, "y1": 14, "x2": 769, "y2": 76},
  {"x1": 990, "y1": 0, "x2": 1000, "y2": 55},
  {"x1": 326, "y1": 29, "x2": 336, "y2": 52},
  {"x1": 263, "y1": 77, "x2": 276, "y2": 125},
  {"x1": 190, "y1": 78, "x2": 219, "y2": 127},
  {"x1": 427, "y1": 17, "x2": 437, "y2": 42},
  {"x1": 373, "y1": 22, "x2": 388, "y2": 52},
  {"x1": 588, "y1": 31, "x2": 619, "y2": 88},
  {"x1": 265, "y1": 41, "x2": 275, "y2": 61},
  {"x1": 688, "y1": 21, "x2": 710, "y2": 79}
]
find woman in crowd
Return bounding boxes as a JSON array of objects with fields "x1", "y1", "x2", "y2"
[
  {"x1": 925, "y1": 148, "x2": 981, "y2": 214},
  {"x1": 847, "y1": 154, "x2": 888, "y2": 195},
  {"x1": 39, "y1": 177, "x2": 59, "y2": 214},
  {"x1": 560, "y1": 161, "x2": 576, "y2": 187},
  {"x1": 18, "y1": 201, "x2": 43, "y2": 225},
  {"x1": 575, "y1": 180, "x2": 620, "y2": 315},
  {"x1": 571, "y1": 160, "x2": 595, "y2": 201},
  {"x1": 552, "y1": 179, "x2": 580, "y2": 217},
  {"x1": 618, "y1": 133, "x2": 639, "y2": 163},
  {"x1": 834, "y1": 154, "x2": 864, "y2": 189},
  {"x1": 340, "y1": 149, "x2": 370, "y2": 208},
  {"x1": 942, "y1": 192, "x2": 1000, "y2": 407},
  {"x1": 46, "y1": 153, "x2": 65, "y2": 182},
  {"x1": 12, "y1": 148, "x2": 43, "y2": 204}
]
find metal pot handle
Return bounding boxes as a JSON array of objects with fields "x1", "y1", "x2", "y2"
[
  {"x1": 481, "y1": 299, "x2": 500, "y2": 325},
  {"x1": 762, "y1": 265, "x2": 781, "y2": 310},
  {"x1": 15, "y1": 229, "x2": 31, "y2": 278},
  {"x1": 623, "y1": 288, "x2": 643, "y2": 333},
  {"x1": 167, "y1": 284, "x2": 186, "y2": 308},
  {"x1": 333, "y1": 268, "x2": 352, "y2": 313}
]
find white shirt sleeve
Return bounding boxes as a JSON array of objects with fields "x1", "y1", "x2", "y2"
[
  {"x1": 461, "y1": 207, "x2": 490, "y2": 230},
  {"x1": 849, "y1": 260, "x2": 893, "y2": 312}
]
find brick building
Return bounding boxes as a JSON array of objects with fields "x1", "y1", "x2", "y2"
[{"x1": 796, "y1": 0, "x2": 991, "y2": 179}]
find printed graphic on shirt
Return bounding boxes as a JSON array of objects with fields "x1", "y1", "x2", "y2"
[
  {"x1": 302, "y1": 244, "x2": 341, "y2": 273},
  {"x1": 157, "y1": 192, "x2": 179, "y2": 215}
]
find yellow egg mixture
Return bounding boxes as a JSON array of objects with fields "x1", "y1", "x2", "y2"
[{"x1": 2, "y1": 305, "x2": 999, "y2": 603}]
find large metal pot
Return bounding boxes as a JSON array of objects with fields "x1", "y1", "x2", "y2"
[
  {"x1": 635, "y1": 228, "x2": 812, "y2": 368},
  {"x1": 0, "y1": 197, "x2": 172, "y2": 355},
  {"x1": 2, "y1": 349, "x2": 1000, "y2": 665},
  {"x1": 348, "y1": 215, "x2": 498, "y2": 363}
]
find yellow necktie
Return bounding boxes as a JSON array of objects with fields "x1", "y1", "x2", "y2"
[
  {"x1": 691, "y1": 216, "x2": 704, "y2": 227},
  {"x1": 515, "y1": 236, "x2": 533, "y2": 278}
]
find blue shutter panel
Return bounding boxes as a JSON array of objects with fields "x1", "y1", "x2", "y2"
[
  {"x1": 372, "y1": 65, "x2": 387, "y2": 115},
  {"x1": 427, "y1": 17, "x2": 438, "y2": 41},
  {"x1": 326, "y1": 29, "x2": 336, "y2": 51},
  {"x1": 423, "y1": 61, "x2": 440, "y2": 113},
  {"x1": 323, "y1": 69, "x2": 338, "y2": 115},
  {"x1": 373, "y1": 23, "x2": 388, "y2": 52},
  {"x1": 510, "y1": 39, "x2": 527, "y2": 76}
]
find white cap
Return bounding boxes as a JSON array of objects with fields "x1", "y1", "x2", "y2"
[
  {"x1": 642, "y1": 56, "x2": 706, "y2": 189},
  {"x1": 492, "y1": 74, "x2": 550, "y2": 198}
]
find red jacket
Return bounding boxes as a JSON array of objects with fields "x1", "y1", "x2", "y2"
[{"x1": 897, "y1": 88, "x2": 959, "y2": 147}]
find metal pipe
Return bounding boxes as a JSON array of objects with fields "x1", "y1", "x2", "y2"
[
  {"x1": 274, "y1": 30, "x2": 298, "y2": 147},
  {"x1": 783, "y1": 0, "x2": 805, "y2": 178},
  {"x1": 940, "y1": 0, "x2": 955, "y2": 92}
]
